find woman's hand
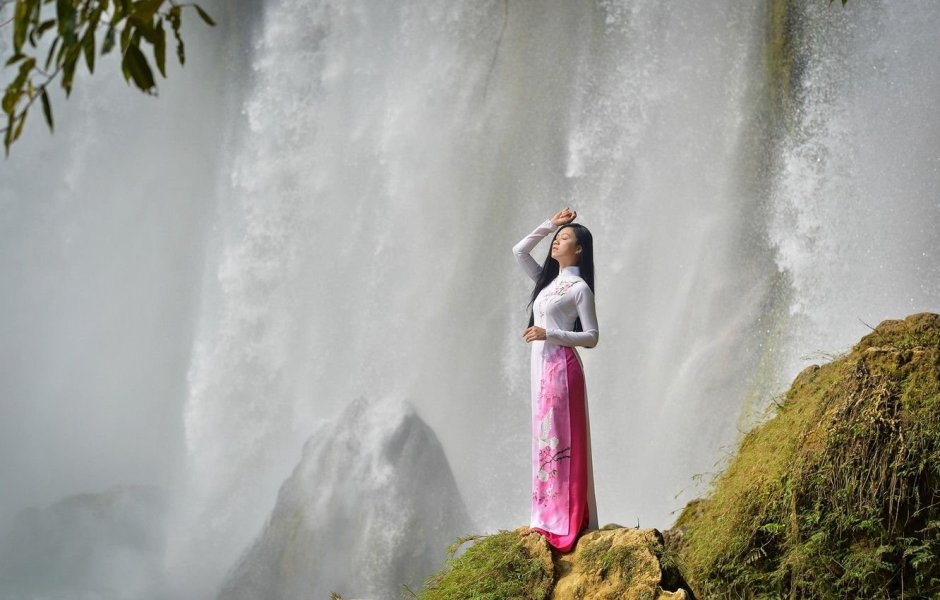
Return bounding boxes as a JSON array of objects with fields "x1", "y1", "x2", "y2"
[
  {"x1": 551, "y1": 207, "x2": 577, "y2": 227},
  {"x1": 523, "y1": 326, "x2": 547, "y2": 343}
]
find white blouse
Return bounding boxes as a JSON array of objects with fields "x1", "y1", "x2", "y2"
[{"x1": 512, "y1": 219, "x2": 599, "y2": 349}]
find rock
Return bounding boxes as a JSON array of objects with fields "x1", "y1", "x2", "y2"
[
  {"x1": 421, "y1": 528, "x2": 555, "y2": 600},
  {"x1": 519, "y1": 528, "x2": 555, "y2": 580},
  {"x1": 674, "y1": 313, "x2": 940, "y2": 598},
  {"x1": 218, "y1": 396, "x2": 473, "y2": 600},
  {"x1": 552, "y1": 528, "x2": 687, "y2": 600},
  {"x1": 420, "y1": 526, "x2": 691, "y2": 599},
  {"x1": 0, "y1": 485, "x2": 168, "y2": 599}
]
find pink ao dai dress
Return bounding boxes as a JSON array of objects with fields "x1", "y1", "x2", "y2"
[{"x1": 512, "y1": 219, "x2": 599, "y2": 553}]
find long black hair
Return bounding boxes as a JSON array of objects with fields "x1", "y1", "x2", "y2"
[{"x1": 527, "y1": 223, "x2": 595, "y2": 330}]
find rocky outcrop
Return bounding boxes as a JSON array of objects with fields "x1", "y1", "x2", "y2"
[
  {"x1": 420, "y1": 526, "x2": 691, "y2": 599},
  {"x1": 673, "y1": 313, "x2": 940, "y2": 599},
  {"x1": 552, "y1": 527, "x2": 688, "y2": 600},
  {"x1": 218, "y1": 396, "x2": 473, "y2": 600}
]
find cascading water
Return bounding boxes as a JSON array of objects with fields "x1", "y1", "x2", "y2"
[
  {"x1": 1, "y1": 0, "x2": 938, "y2": 598},
  {"x1": 764, "y1": 0, "x2": 940, "y2": 390}
]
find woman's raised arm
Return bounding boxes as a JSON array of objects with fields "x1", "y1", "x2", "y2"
[
  {"x1": 512, "y1": 209, "x2": 577, "y2": 281},
  {"x1": 512, "y1": 219, "x2": 558, "y2": 281}
]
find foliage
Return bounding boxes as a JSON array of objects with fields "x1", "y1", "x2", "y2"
[
  {"x1": 674, "y1": 314, "x2": 940, "y2": 598},
  {"x1": 1, "y1": 0, "x2": 214, "y2": 154},
  {"x1": 419, "y1": 530, "x2": 554, "y2": 600}
]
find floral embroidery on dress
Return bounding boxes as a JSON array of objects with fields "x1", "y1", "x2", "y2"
[
  {"x1": 537, "y1": 278, "x2": 578, "y2": 321},
  {"x1": 537, "y1": 409, "x2": 571, "y2": 482},
  {"x1": 547, "y1": 279, "x2": 577, "y2": 298},
  {"x1": 532, "y1": 362, "x2": 572, "y2": 508}
]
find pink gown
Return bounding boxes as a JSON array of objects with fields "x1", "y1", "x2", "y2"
[{"x1": 512, "y1": 219, "x2": 599, "y2": 553}]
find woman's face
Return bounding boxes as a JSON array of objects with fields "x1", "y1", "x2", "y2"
[{"x1": 551, "y1": 227, "x2": 581, "y2": 265}]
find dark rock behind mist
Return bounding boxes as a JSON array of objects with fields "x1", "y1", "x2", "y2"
[
  {"x1": 218, "y1": 396, "x2": 473, "y2": 600},
  {"x1": 0, "y1": 485, "x2": 167, "y2": 600}
]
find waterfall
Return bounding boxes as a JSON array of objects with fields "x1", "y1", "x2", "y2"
[
  {"x1": 764, "y1": 0, "x2": 940, "y2": 388},
  {"x1": 1, "y1": 0, "x2": 938, "y2": 597}
]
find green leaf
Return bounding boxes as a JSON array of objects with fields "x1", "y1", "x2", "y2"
[
  {"x1": 134, "y1": 18, "x2": 161, "y2": 44},
  {"x1": 61, "y1": 45, "x2": 81, "y2": 96},
  {"x1": 14, "y1": 58, "x2": 36, "y2": 90},
  {"x1": 82, "y1": 28, "x2": 96, "y2": 73},
  {"x1": 55, "y1": 0, "x2": 78, "y2": 45},
  {"x1": 132, "y1": 0, "x2": 165, "y2": 23},
  {"x1": 169, "y1": 8, "x2": 185, "y2": 66},
  {"x1": 5, "y1": 53, "x2": 27, "y2": 67},
  {"x1": 2, "y1": 88, "x2": 23, "y2": 116},
  {"x1": 154, "y1": 20, "x2": 167, "y2": 77},
  {"x1": 36, "y1": 19, "x2": 58, "y2": 37},
  {"x1": 40, "y1": 88, "x2": 54, "y2": 132},
  {"x1": 110, "y1": 0, "x2": 125, "y2": 25},
  {"x1": 12, "y1": 111, "x2": 28, "y2": 144},
  {"x1": 27, "y1": 6, "x2": 47, "y2": 48},
  {"x1": 194, "y1": 4, "x2": 216, "y2": 27},
  {"x1": 88, "y1": 5, "x2": 103, "y2": 33},
  {"x1": 5, "y1": 115, "x2": 15, "y2": 154},
  {"x1": 102, "y1": 26, "x2": 116, "y2": 54},
  {"x1": 43, "y1": 34, "x2": 62, "y2": 72},
  {"x1": 120, "y1": 21, "x2": 134, "y2": 52},
  {"x1": 55, "y1": 34, "x2": 68, "y2": 66},
  {"x1": 13, "y1": 1, "x2": 30, "y2": 52},
  {"x1": 3, "y1": 59, "x2": 34, "y2": 116},
  {"x1": 122, "y1": 44, "x2": 156, "y2": 92}
]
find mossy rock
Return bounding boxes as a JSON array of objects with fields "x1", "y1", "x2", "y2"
[
  {"x1": 552, "y1": 528, "x2": 688, "y2": 600},
  {"x1": 420, "y1": 527, "x2": 691, "y2": 600},
  {"x1": 419, "y1": 528, "x2": 555, "y2": 600},
  {"x1": 673, "y1": 313, "x2": 940, "y2": 599}
]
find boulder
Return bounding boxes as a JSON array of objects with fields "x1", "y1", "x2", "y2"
[{"x1": 552, "y1": 527, "x2": 688, "y2": 600}]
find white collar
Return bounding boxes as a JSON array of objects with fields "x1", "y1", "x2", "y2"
[{"x1": 559, "y1": 265, "x2": 581, "y2": 278}]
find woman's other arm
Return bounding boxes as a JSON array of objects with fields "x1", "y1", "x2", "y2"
[{"x1": 546, "y1": 284, "x2": 599, "y2": 348}]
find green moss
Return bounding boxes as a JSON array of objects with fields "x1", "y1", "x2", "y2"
[
  {"x1": 419, "y1": 531, "x2": 553, "y2": 600},
  {"x1": 675, "y1": 314, "x2": 940, "y2": 599}
]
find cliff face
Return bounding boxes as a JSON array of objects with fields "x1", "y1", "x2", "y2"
[{"x1": 673, "y1": 313, "x2": 940, "y2": 598}]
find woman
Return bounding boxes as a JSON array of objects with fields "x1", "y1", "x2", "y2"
[{"x1": 513, "y1": 207, "x2": 599, "y2": 553}]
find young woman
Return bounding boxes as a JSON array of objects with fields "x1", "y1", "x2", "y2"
[{"x1": 513, "y1": 207, "x2": 599, "y2": 553}]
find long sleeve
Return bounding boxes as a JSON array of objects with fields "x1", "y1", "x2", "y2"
[
  {"x1": 546, "y1": 284, "x2": 599, "y2": 348},
  {"x1": 512, "y1": 219, "x2": 557, "y2": 281}
]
